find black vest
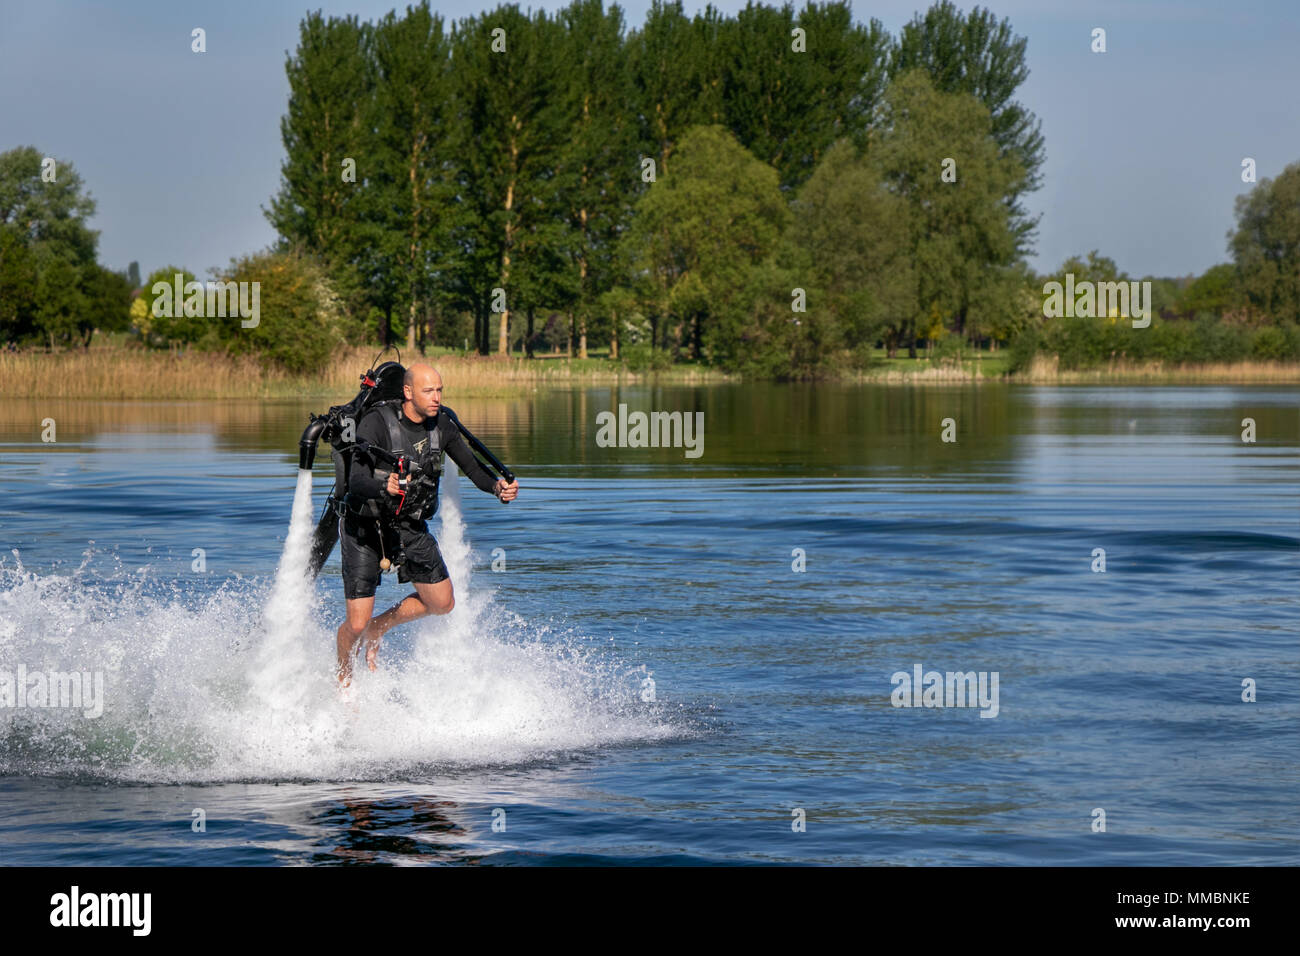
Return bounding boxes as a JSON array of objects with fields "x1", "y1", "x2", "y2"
[{"x1": 348, "y1": 403, "x2": 445, "y2": 522}]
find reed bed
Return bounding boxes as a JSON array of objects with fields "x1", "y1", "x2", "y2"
[
  {"x1": 0, "y1": 346, "x2": 733, "y2": 399},
  {"x1": 1018, "y1": 354, "x2": 1300, "y2": 385},
  {"x1": 2, "y1": 346, "x2": 1295, "y2": 398}
]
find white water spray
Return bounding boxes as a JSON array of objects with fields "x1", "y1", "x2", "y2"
[
  {"x1": 0, "y1": 462, "x2": 684, "y2": 782},
  {"x1": 251, "y1": 468, "x2": 319, "y2": 711}
]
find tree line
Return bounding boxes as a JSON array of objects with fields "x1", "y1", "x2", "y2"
[
  {"x1": 3, "y1": 1, "x2": 1296, "y2": 378},
  {"x1": 1014, "y1": 151, "x2": 1300, "y2": 371},
  {"x1": 266, "y1": 0, "x2": 1297, "y2": 375},
  {"x1": 266, "y1": 0, "x2": 1045, "y2": 375}
]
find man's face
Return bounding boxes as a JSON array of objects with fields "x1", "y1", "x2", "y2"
[{"x1": 407, "y1": 373, "x2": 442, "y2": 418}]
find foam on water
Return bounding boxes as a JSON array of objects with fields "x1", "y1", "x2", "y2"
[{"x1": 0, "y1": 465, "x2": 683, "y2": 783}]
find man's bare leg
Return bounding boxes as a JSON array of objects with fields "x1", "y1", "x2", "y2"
[
  {"x1": 337, "y1": 596, "x2": 375, "y2": 686},
  {"x1": 361, "y1": 578, "x2": 455, "y2": 671}
]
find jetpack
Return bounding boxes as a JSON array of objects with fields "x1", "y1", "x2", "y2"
[{"x1": 298, "y1": 351, "x2": 516, "y2": 580}]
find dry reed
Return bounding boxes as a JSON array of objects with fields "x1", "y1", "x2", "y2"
[{"x1": 0, "y1": 346, "x2": 733, "y2": 399}]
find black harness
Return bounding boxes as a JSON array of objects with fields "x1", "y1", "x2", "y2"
[{"x1": 333, "y1": 403, "x2": 445, "y2": 524}]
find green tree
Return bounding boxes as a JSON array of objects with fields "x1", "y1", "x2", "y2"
[
  {"x1": 621, "y1": 124, "x2": 789, "y2": 364},
  {"x1": 79, "y1": 264, "x2": 132, "y2": 343},
  {"x1": 872, "y1": 70, "x2": 1023, "y2": 357},
  {"x1": 0, "y1": 146, "x2": 99, "y2": 266},
  {"x1": 1142, "y1": 275, "x2": 1183, "y2": 319},
  {"x1": 988, "y1": 260, "x2": 1040, "y2": 347},
  {"x1": 368, "y1": 2, "x2": 460, "y2": 353},
  {"x1": 786, "y1": 139, "x2": 913, "y2": 367},
  {"x1": 628, "y1": 1, "x2": 723, "y2": 179},
  {"x1": 0, "y1": 224, "x2": 38, "y2": 342},
  {"x1": 725, "y1": 256, "x2": 809, "y2": 377},
  {"x1": 1047, "y1": 250, "x2": 1124, "y2": 284},
  {"x1": 35, "y1": 258, "x2": 85, "y2": 349},
  {"x1": 0, "y1": 146, "x2": 102, "y2": 347},
  {"x1": 1179, "y1": 263, "x2": 1241, "y2": 317},
  {"x1": 1228, "y1": 160, "x2": 1300, "y2": 324},
  {"x1": 720, "y1": 2, "x2": 890, "y2": 190},
  {"x1": 891, "y1": 1, "x2": 1044, "y2": 254},
  {"x1": 556, "y1": 0, "x2": 638, "y2": 358},
  {"x1": 452, "y1": 5, "x2": 569, "y2": 355}
]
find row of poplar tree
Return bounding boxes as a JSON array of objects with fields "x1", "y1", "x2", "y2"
[{"x1": 269, "y1": 0, "x2": 1046, "y2": 375}]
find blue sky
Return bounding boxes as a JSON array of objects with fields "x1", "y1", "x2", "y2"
[{"x1": 2, "y1": 0, "x2": 1296, "y2": 281}]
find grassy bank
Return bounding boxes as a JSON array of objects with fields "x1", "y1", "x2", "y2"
[{"x1": 2, "y1": 345, "x2": 1297, "y2": 399}]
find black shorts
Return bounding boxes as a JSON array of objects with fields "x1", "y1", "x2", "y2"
[{"x1": 338, "y1": 515, "x2": 449, "y2": 600}]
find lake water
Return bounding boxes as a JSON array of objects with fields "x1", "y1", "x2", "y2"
[{"x1": 0, "y1": 383, "x2": 1297, "y2": 865}]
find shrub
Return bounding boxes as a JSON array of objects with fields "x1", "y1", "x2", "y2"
[
  {"x1": 216, "y1": 250, "x2": 357, "y2": 375},
  {"x1": 1192, "y1": 314, "x2": 1249, "y2": 362},
  {"x1": 1149, "y1": 320, "x2": 1195, "y2": 364},
  {"x1": 1007, "y1": 324, "x2": 1040, "y2": 373},
  {"x1": 929, "y1": 331, "x2": 968, "y2": 366},
  {"x1": 1045, "y1": 315, "x2": 1106, "y2": 369},
  {"x1": 1251, "y1": 325, "x2": 1290, "y2": 360},
  {"x1": 622, "y1": 343, "x2": 671, "y2": 372}
]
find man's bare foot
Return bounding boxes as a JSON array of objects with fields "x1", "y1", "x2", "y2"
[
  {"x1": 352, "y1": 623, "x2": 382, "y2": 672},
  {"x1": 336, "y1": 622, "x2": 361, "y2": 687}
]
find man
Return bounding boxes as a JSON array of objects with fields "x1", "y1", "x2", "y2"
[{"x1": 335, "y1": 363, "x2": 519, "y2": 689}]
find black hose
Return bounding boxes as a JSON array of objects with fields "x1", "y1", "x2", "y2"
[
  {"x1": 299, "y1": 416, "x2": 327, "y2": 471},
  {"x1": 441, "y1": 406, "x2": 515, "y2": 483}
]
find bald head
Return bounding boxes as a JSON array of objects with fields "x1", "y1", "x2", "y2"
[
  {"x1": 403, "y1": 362, "x2": 440, "y2": 389},
  {"x1": 402, "y1": 363, "x2": 443, "y2": 421}
]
